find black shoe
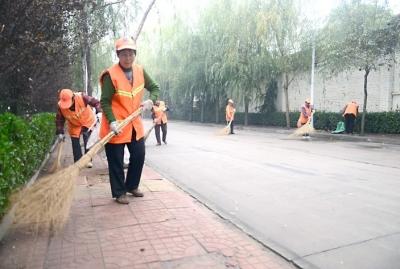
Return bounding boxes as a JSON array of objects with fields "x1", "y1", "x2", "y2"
[
  {"x1": 127, "y1": 188, "x2": 144, "y2": 197},
  {"x1": 163, "y1": 140, "x2": 167, "y2": 144},
  {"x1": 115, "y1": 195, "x2": 129, "y2": 204}
]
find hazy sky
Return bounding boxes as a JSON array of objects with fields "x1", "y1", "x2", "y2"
[{"x1": 140, "y1": 0, "x2": 400, "y2": 34}]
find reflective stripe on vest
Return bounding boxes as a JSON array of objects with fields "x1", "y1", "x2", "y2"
[
  {"x1": 99, "y1": 63, "x2": 145, "y2": 143},
  {"x1": 60, "y1": 93, "x2": 95, "y2": 138}
]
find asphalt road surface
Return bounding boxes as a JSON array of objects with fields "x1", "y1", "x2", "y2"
[{"x1": 144, "y1": 120, "x2": 400, "y2": 269}]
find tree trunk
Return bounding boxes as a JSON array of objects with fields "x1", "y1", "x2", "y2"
[
  {"x1": 200, "y1": 101, "x2": 205, "y2": 123},
  {"x1": 81, "y1": 3, "x2": 92, "y2": 95},
  {"x1": 361, "y1": 68, "x2": 370, "y2": 136},
  {"x1": 86, "y1": 45, "x2": 93, "y2": 96},
  {"x1": 189, "y1": 87, "x2": 194, "y2": 122},
  {"x1": 284, "y1": 73, "x2": 291, "y2": 128},
  {"x1": 244, "y1": 96, "x2": 249, "y2": 126},
  {"x1": 133, "y1": 0, "x2": 157, "y2": 41},
  {"x1": 215, "y1": 92, "x2": 220, "y2": 124}
]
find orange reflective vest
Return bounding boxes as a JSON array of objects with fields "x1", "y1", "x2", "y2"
[
  {"x1": 344, "y1": 102, "x2": 358, "y2": 116},
  {"x1": 59, "y1": 93, "x2": 95, "y2": 138},
  {"x1": 99, "y1": 64, "x2": 145, "y2": 143},
  {"x1": 298, "y1": 105, "x2": 312, "y2": 125},
  {"x1": 226, "y1": 105, "x2": 235, "y2": 121},
  {"x1": 153, "y1": 105, "x2": 167, "y2": 124}
]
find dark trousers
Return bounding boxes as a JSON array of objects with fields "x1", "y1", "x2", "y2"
[
  {"x1": 71, "y1": 127, "x2": 91, "y2": 162},
  {"x1": 230, "y1": 120, "x2": 234, "y2": 134},
  {"x1": 105, "y1": 137, "x2": 145, "y2": 198},
  {"x1": 344, "y1": 114, "x2": 356, "y2": 134},
  {"x1": 155, "y1": 123, "x2": 167, "y2": 144}
]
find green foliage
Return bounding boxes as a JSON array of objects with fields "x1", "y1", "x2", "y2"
[
  {"x1": 0, "y1": 112, "x2": 55, "y2": 217},
  {"x1": 258, "y1": 79, "x2": 278, "y2": 113},
  {"x1": 170, "y1": 110, "x2": 400, "y2": 134}
]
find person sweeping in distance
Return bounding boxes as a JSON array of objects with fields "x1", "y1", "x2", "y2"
[
  {"x1": 342, "y1": 100, "x2": 359, "y2": 134},
  {"x1": 152, "y1": 100, "x2": 169, "y2": 145},
  {"x1": 296, "y1": 98, "x2": 314, "y2": 138},
  {"x1": 100, "y1": 37, "x2": 159, "y2": 204},
  {"x1": 56, "y1": 89, "x2": 102, "y2": 168},
  {"x1": 226, "y1": 99, "x2": 236, "y2": 134}
]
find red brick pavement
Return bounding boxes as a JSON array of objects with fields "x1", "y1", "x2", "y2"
[{"x1": 0, "y1": 145, "x2": 295, "y2": 269}]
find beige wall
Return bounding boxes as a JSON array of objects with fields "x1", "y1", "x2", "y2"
[{"x1": 274, "y1": 54, "x2": 400, "y2": 113}]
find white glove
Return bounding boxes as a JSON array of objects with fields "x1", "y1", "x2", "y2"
[
  {"x1": 110, "y1": 121, "x2": 121, "y2": 135},
  {"x1": 57, "y1": 133, "x2": 65, "y2": 142},
  {"x1": 141, "y1": 99, "x2": 153, "y2": 111},
  {"x1": 96, "y1": 112, "x2": 102, "y2": 123}
]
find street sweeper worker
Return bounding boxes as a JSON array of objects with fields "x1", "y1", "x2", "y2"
[
  {"x1": 56, "y1": 89, "x2": 102, "y2": 168},
  {"x1": 225, "y1": 99, "x2": 236, "y2": 134},
  {"x1": 100, "y1": 37, "x2": 159, "y2": 205},
  {"x1": 297, "y1": 98, "x2": 314, "y2": 128},
  {"x1": 342, "y1": 100, "x2": 359, "y2": 134},
  {"x1": 152, "y1": 100, "x2": 169, "y2": 145}
]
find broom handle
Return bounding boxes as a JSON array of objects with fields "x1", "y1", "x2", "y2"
[
  {"x1": 81, "y1": 107, "x2": 143, "y2": 162},
  {"x1": 100, "y1": 107, "x2": 143, "y2": 145}
]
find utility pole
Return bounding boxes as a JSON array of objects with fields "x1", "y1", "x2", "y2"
[{"x1": 310, "y1": 32, "x2": 315, "y2": 127}]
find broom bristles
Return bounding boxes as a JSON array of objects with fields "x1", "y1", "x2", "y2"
[
  {"x1": 11, "y1": 107, "x2": 144, "y2": 232},
  {"x1": 292, "y1": 122, "x2": 315, "y2": 136},
  {"x1": 12, "y1": 165, "x2": 78, "y2": 232},
  {"x1": 48, "y1": 141, "x2": 64, "y2": 173},
  {"x1": 216, "y1": 121, "x2": 232, "y2": 136}
]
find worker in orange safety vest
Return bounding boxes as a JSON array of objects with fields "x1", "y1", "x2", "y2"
[
  {"x1": 297, "y1": 98, "x2": 314, "y2": 137},
  {"x1": 342, "y1": 101, "x2": 359, "y2": 134},
  {"x1": 226, "y1": 99, "x2": 236, "y2": 134},
  {"x1": 100, "y1": 37, "x2": 159, "y2": 204},
  {"x1": 152, "y1": 100, "x2": 169, "y2": 145},
  {"x1": 297, "y1": 98, "x2": 314, "y2": 127},
  {"x1": 56, "y1": 89, "x2": 102, "y2": 168}
]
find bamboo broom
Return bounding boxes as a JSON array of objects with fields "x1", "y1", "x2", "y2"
[
  {"x1": 291, "y1": 116, "x2": 315, "y2": 137},
  {"x1": 12, "y1": 102, "x2": 151, "y2": 232},
  {"x1": 48, "y1": 140, "x2": 65, "y2": 173},
  {"x1": 144, "y1": 123, "x2": 155, "y2": 142},
  {"x1": 217, "y1": 120, "x2": 233, "y2": 135}
]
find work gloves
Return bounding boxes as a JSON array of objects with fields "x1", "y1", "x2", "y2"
[
  {"x1": 57, "y1": 133, "x2": 65, "y2": 142},
  {"x1": 110, "y1": 121, "x2": 121, "y2": 135},
  {"x1": 141, "y1": 99, "x2": 153, "y2": 111}
]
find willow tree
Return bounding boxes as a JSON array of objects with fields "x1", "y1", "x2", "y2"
[
  {"x1": 321, "y1": 2, "x2": 396, "y2": 135},
  {"x1": 200, "y1": 0, "x2": 234, "y2": 123},
  {"x1": 258, "y1": 0, "x2": 311, "y2": 128},
  {"x1": 225, "y1": 0, "x2": 277, "y2": 125}
]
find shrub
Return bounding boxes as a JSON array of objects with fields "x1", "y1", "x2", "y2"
[
  {"x1": 170, "y1": 110, "x2": 400, "y2": 134},
  {"x1": 0, "y1": 112, "x2": 55, "y2": 217}
]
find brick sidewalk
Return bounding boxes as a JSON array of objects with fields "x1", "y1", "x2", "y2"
[{"x1": 0, "y1": 143, "x2": 295, "y2": 269}]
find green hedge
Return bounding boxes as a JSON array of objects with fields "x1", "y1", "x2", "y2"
[
  {"x1": 170, "y1": 110, "x2": 400, "y2": 134},
  {"x1": 0, "y1": 112, "x2": 55, "y2": 217}
]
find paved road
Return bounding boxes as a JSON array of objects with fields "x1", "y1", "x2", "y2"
[{"x1": 144, "y1": 120, "x2": 400, "y2": 269}]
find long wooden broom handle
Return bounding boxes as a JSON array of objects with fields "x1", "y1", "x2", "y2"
[
  {"x1": 98, "y1": 107, "x2": 143, "y2": 145},
  {"x1": 80, "y1": 107, "x2": 144, "y2": 164}
]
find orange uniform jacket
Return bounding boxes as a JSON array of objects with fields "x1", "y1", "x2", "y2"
[
  {"x1": 59, "y1": 93, "x2": 95, "y2": 138},
  {"x1": 343, "y1": 102, "x2": 358, "y2": 116},
  {"x1": 298, "y1": 105, "x2": 312, "y2": 126},
  {"x1": 99, "y1": 64, "x2": 145, "y2": 143},
  {"x1": 226, "y1": 105, "x2": 235, "y2": 122},
  {"x1": 153, "y1": 105, "x2": 167, "y2": 125}
]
